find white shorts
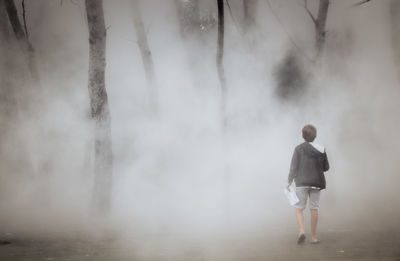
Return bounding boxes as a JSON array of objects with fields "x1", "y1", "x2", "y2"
[{"x1": 294, "y1": 187, "x2": 321, "y2": 210}]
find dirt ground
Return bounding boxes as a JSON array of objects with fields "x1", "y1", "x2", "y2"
[{"x1": 1, "y1": 227, "x2": 399, "y2": 261}]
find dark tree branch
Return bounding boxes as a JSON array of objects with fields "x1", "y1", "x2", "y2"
[
  {"x1": 3, "y1": 0, "x2": 25, "y2": 40},
  {"x1": 351, "y1": 0, "x2": 371, "y2": 7},
  {"x1": 225, "y1": 0, "x2": 243, "y2": 35},
  {"x1": 131, "y1": 0, "x2": 157, "y2": 111},
  {"x1": 266, "y1": 0, "x2": 314, "y2": 63},
  {"x1": 304, "y1": 0, "x2": 317, "y2": 25},
  {"x1": 243, "y1": 0, "x2": 257, "y2": 29},
  {"x1": 4, "y1": 0, "x2": 39, "y2": 82},
  {"x1": 315, "y1": 0, "x2": 329, "y2": 55},
  {"x1": 217, "y1": 0, "x2": 227, "y2": 128},
  {"x1": 21, "y1": 0, "x2": 31, "y2": 50}
]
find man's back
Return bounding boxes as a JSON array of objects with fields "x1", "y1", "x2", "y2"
[{"x1": 288, "y1": 142, "x2": 329, "y2": 189}]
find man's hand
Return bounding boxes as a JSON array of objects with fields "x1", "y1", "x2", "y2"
[{"x1": 286, "y1": 183, "x2": 292, "y2": 191}]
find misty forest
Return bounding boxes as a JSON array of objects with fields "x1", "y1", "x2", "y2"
[{"x1": 1, "y1": 0, "x2": 400, "y2": 260}]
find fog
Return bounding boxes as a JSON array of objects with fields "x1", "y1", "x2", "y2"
[{"x1": 1, "y1": 0, "x2": 400, "y2": 256}]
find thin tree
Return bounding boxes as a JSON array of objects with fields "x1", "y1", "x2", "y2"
[
  {"x1": 85, "y1": 0, "x2": 113, "y2": 216},
  {"x1": 175, "y1": 0, "x2": 216, "y2": 91},
  {"x1": 391, "y1": 0, "x2": 400, "y2": 83},
  {"x1": 3, "y1": 0, "x2": 39, "y2": 83},
  {"x1": 131, "y1": 0, "x2": 157, "y2": 109},
  {"x1": 243, "y1": 0, "x2": 257, "y2": 29},
  {"x1": 0, "y1": 0, "x2": 18, "y2": 121},
  {"x1": 351, "y1": 0, "x2": 370, "y2": 7},
  {"x1": 217, "y1": 0, "x2": 227, "y2": 128},
  {"x1": 217, "y1": 0, "x2": 231, "y2": 215},
  {"x1": 176, "y1": 0, "x2": 200, "y2": 38},
  {"x1": 303, "y1": 0, "x2": 330, "y2": 56},
  {"x1": 1, "y1": 1, "x2": 41, "y2": 194}
]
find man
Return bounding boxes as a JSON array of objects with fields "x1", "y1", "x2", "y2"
[{"x1": 287, "y1": 124, "x2": 330, "y2": 244}]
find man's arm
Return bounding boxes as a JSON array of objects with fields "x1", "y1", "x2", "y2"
[
  {"x1": 288, "y1": 147, "x2": 299, "y2": 186},
  {"x1": 323, "y1": 151, "x2": 329, "y2": 172}
]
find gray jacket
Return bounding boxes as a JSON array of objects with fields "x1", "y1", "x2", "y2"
[{"x1": 288, "y1": 142, "x2": 330, "y2": 190}]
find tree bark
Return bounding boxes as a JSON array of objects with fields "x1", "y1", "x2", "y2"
[
  {"x1": 390, "y1": 0, "x2": 400, "y2": 82},
  {"x1": 243, "y1": 0, "x2": 257, "y2": 29},
  {"x1": 217, "y1": 0, "x2": 231, "y2": 215},
  {"x1": 0, "y1": 1, "x2": 16, "y2": 123},
  {"x1": 314, "y1": 0, "x2": 329, "y2": 56},
  {"x1": 131, "y1": 0, "x2": 157, "y2": 110},
  {"x1": 176, "y1": 0, "x2": 200, "y2": 38},
  {"x1": 3, "y1": 0, "x2": 40, "y2": 83},
  {"x1": 0, "y1": 2, "x2": 41, "y2": 196},
  {"x1": 217, "y1": 0, "x2": 227, "y2": 128},
  {"x1": 85, "y1": 0, "x2": 113, "y2": 216},
  {"x1": 0, "y1": 1, "x2": 11, "y2": 38}
]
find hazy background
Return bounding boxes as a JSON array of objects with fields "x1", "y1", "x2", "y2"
[{"x1": 0, "y1": 0, "x2": 399, "y2": 247}]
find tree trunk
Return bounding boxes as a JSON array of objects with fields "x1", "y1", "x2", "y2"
[
  {"x1": 131, "y1": 0, "x2": 157, "y2": 110},
  {"x1": 1, "y1": 1, "x2": 41, "y2": 196},
  {"x1": 217, "y1": 0, "x2": 231, "y2": 215},
  {"x1": 314, "y1": 0, "x2": 329, "y2": 56},
  {"x1": 243, "y1": 0, "x2": 257, "y2": 29},
  {"x1": 0, "y1": 0, "x2": 17, "y2": 125},
  {"x1": 176, "y1": 0, "x2": 200, "y2": 38},
  {"x1": 391, "y1": 0, "x2": 400, "y2": 82},
  {"x1": 217, "y1": 0, "x2": 227, "y2": 128},
  {"x1": 0, "y1": 1, "x2": 10, "y2": 37},
  {"x1": 85, "y1": 0, "x2": 113, "y2": 216},
  {"x1": 3, "y1": 0, "x2": 40, "y2": 83}
]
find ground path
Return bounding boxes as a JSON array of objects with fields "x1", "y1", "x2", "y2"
[{"x1": 0, "y1": 228, "x2": 399, "y2": 261}]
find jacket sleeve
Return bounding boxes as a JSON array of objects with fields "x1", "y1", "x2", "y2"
[
  {"x1": 288, "y1": 147, "x2": 299, "y2": 184},
  {"x1": 323, "y1": 150, "x2": 330, "y2": 172}
]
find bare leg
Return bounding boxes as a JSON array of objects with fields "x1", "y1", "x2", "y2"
[
  {"x1": 310, "y1": 209, "x2": 319, "y2": 242},
  {"x1": 296, "y1": 208, "x2": 305, "y2": 235}
]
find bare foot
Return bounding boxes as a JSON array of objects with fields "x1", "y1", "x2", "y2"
[
  {"x1": 297, "y1": 234, "x2": 306, "y2": 244},
  {"x1": 310, "y1": 238, "x2": 320, "y2": 244}
]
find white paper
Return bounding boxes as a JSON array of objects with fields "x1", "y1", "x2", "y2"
[{"x1": 284, "y1": 185, "x2": 300, "y2": 206}]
